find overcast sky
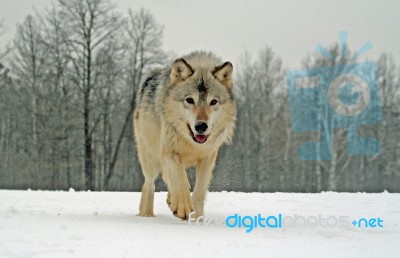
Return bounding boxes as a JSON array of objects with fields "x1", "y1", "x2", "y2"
[{"x1": 1, "y1": 0, "x2": 399, "y2": 69}]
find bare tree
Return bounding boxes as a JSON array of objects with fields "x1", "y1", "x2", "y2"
[
  {"x1": 0, "y1": 20, "x2": 11, "y2": 91},
  {"x1": 0, "y1": 21, "x2": 13, "y2": 187},
  {"x1": 58, "y1": 0, "x2": 122, "y2": 190},
  {"x1": 367, "y1": 53, "x2": 400, "y2": 189},
  {"x1": 0, "y1": 20, "x2": 11, "y2": 61},
  {"x1": 39, "y1": 5, "x2": 77, "y2": 189},
  {"x1": 90, "y1": 39, "x2": 124, "y2": 190},
  {"x1": 104, "y1": 8, "x2": 167, "y2": 189},
  {"x1": 234, "y1": 47, "x2": 285, "y2": 192},
  {"x1": 12, "y1": 14, "x2": 49, "y2": 188}
]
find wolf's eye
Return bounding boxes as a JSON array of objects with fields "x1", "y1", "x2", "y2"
[
  {"x1": 210, "y1": 99, "x2": 218, "y2": 106},
  {"x1": 185, "y1": 98, "x2": 194, "y2": 105}
]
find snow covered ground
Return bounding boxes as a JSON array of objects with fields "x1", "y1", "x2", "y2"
[{"x1": 0, "y1": 190, "x2": 399, "y2": 258}]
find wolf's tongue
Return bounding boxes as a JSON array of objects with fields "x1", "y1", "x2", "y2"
[{"x1": 194, "y1": 134, "x2": 207, "y2": 143}]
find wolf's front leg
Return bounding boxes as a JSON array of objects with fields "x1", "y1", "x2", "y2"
[
  {"x1": 162, "y1": 156, "x2": 193, "y2": 219},
  {"x1": 191, "y1": 151, "x2": 218, "y2": 218}
]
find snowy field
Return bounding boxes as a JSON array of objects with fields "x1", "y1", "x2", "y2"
[{"x1": 0, "y1": 190, "x2": 399, "y2": 258}]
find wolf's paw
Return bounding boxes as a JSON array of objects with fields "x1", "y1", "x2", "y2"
[
  {"x1": 191, "y1": 196, "x2": 205, "y2": 219},
  {"x1": 191, "y1": 209, "x2": 204, "y2": 220},
  {"x1": 138, "y1": 199, "x2": 154, "y2": 217},
  {"x1": 188, "y1": 210, "x2": 204, "y2": 222},
  {"x1": 137, "y1": 211, "x2": 154, "y2": 217},
  {"x1": 138, "y1": 203, "x2": 154, "y2": 217},
  {"x1": 169, "y1": 191, "x2": 193, "y2": 220}
]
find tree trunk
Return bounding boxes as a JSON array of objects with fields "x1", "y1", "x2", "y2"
[{"x1": 84, "y1": 90, "x2": 94, "y2": 190}]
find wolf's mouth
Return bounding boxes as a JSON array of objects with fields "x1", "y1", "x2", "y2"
[{"x1": 187, "y1": 124, "x2": 208, "y2": 144}]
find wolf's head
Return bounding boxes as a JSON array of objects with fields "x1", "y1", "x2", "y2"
[{"x1": 164, "y1": 52, "x2": 236, "y2": 145}]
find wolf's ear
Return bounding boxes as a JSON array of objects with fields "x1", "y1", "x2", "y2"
[
  {"x1": 169, "y1": 58, "x2": 194, "y2": 85},
  {"x1": 213, "y1": 61, "x2": 233, "y2": 88}
]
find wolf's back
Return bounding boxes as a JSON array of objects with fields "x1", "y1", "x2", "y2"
[{"x1": 136, "y1": 68, "x2": 166, "y2": 107}]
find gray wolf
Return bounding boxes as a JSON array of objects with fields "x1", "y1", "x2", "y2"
[{"x1": 133, "y1": 51, "x2": 236, "y2": 219}]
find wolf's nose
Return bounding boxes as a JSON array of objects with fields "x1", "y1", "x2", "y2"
[{"x1": 195, "y1": 122, "x2": 208, "y2": 134}]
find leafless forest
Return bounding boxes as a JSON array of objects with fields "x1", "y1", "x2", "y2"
[{"x1": 0, "y1": 0, "x2": 399, "y2": 192}]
